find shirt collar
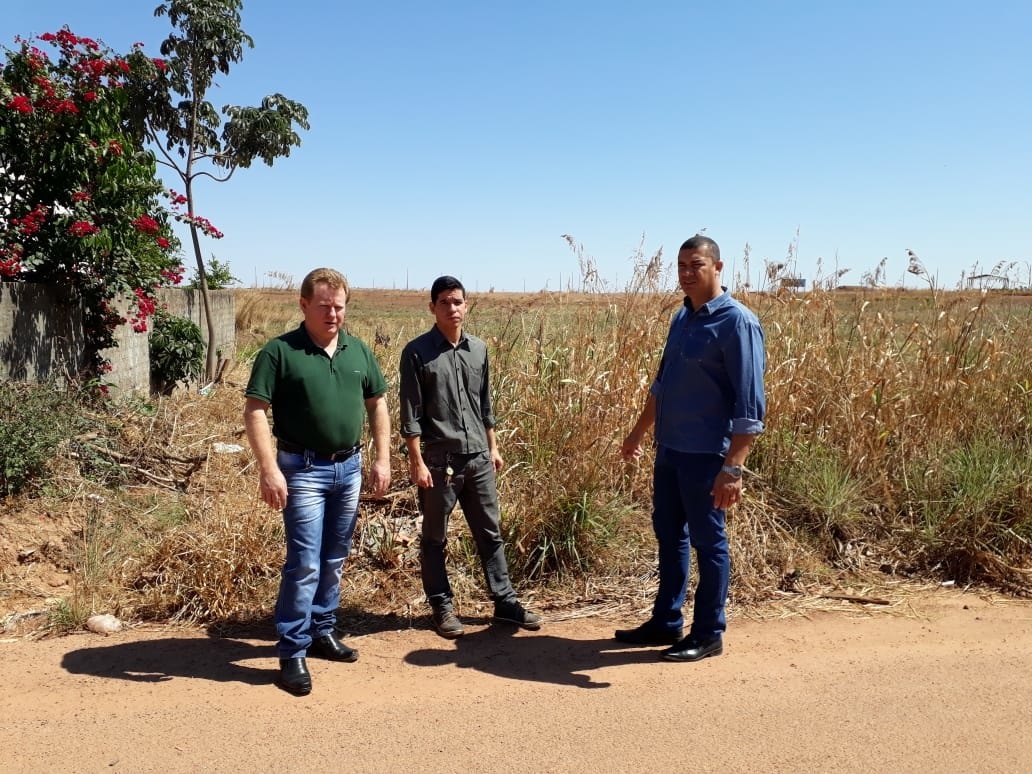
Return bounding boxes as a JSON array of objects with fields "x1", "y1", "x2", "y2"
[
  {"x1": 429, "y1": 324, "x2": 467, "y2": 350},
  {"x1": 683, "y1": 287, "x2": 730, "y2": 315},
  {"x1": 297, "y1": 322, "x2": 346, "y2": 353}
]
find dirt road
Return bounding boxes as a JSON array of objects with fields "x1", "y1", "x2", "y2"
[{"x1": 1, "y1": 590, "x2": 1029, "y2": 773}]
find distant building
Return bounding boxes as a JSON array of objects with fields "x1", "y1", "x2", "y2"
[
  {"x1": 779, "y1": 277, "x2": 807, "y2": 290},
  {"x1": 966, "y1": 274, "x2": 1009, "y2": 290}
]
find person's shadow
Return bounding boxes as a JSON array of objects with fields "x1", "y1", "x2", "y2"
[
  {"x1": 60, "y1": 611, "x2": 660, "y2": 690},
  {"x1": 403, "y1": 617, "x2": 664, "y2": 689},
  {"x1": 59, "y1": 610, "x2": 416, "y2": 686},
  {"x1": 61, "y1": 631, "x2": 274, "y2": 686}
]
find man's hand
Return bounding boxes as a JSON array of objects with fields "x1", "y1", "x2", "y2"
[
  {"x1": 259, "y1": 467, "x2": 289, "y2": 511},
  {"x1": 619, "y1": 432, "x2": 644, "y2": 461},
  {"x1": 409, "y1": 459, "x2": 433, "y2": 489},
  {"x1": 711, "y1": 471, "x2": 744, "y2": 511},
  {"x1": 369, "y1": 458, "x2": 391, "y2": 497}
]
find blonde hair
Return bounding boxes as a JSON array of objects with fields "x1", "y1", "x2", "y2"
[{"x1": 300, "y1": 268, "x2": 350, "y2": 300}]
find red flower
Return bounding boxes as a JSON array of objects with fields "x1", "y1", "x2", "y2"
[
  {"x1": 152, "y1": 58, "x2": 167, "y2": 71},
  {"x1": 83, "y1": 91, "x2": 98, "y2": 102},
  {"x1": 49, "y1": 99, "x2": 79, "y2": 115},
  {"x1": 71, "y1": 191, "x2": 92, "y2": 203},
  {"x1": 133, "y1": 215, "x2": 160, "y2": 234},
  {"x1": 156, "y1": 237, "x2": 171, "y2": 249},
  {"x1": 160, "y1": 267, "x2": 185, "y2": 284},
  {"x1": 6, "y1": 95, "x2": 33, "y2": 114},
  {"x1": 0, "y1": 255, "x2": 24, "y2": 277},
  {"x1": 10, "y1": 204, "x2": 49, "y2": 235},
  {"x1": 68, "y1": 221, "x2": 100, "y2": 237},
  {"x1": 75, "y1": 58, "x2": 108, "y2": 80}
]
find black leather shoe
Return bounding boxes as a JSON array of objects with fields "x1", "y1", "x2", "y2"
[
  {"x1": 662, "y1": 636, "x2": 723, "y2": 662},
  {"x1": 276, "y1": 657, "x2": 312, "y2": 695},
  {"x1": 614, "y1": 621, "x2": 683, "y2": 646},
  {"x1": 309, "y1": 633, "x2": 359, "y2": 662},
  {"x1": 431, "y1": 608, "x2": 465, "y2": 639}
]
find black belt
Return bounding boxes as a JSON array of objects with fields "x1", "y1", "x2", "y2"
[{"x1": 277, "y1": 439, "x2": 361, "y2": 462}]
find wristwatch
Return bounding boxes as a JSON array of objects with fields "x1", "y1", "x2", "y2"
[{"x1": 721, "y1": 464, "x2": 743, "y2": 479}]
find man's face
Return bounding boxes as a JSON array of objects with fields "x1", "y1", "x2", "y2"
[
  {"x1": 431, "y1": 288, "x2": 466, "y2": 330},
  {"x1": 677, "y1": 247, "x2": 722, "y2": 299},
  {"x1": 300, "y1": 282, "x2": 347, "y2": 343}
]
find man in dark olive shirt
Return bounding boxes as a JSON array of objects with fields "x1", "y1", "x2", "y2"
[
  {"x1": 244, "y1": 267, "x2": 391, "y2": 695},
  {"x1": 399, "y1": 275, "x2": 541, "y2": 638}
]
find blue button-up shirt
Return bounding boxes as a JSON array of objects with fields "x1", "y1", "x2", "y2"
[{"x1": 651, "y1": 289, "x2": 766, "y2": 455}]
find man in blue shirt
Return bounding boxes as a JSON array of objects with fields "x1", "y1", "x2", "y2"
[{"x1": 616, "y1": 235, "x2": 766, "y2": 661}]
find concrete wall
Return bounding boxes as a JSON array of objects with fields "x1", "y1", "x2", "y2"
[
  {"x1": 0, "y1": 283, "x2": 234, "y2": 395},
  {"x1": 0, "y1": 283, "x2": 90, "y2": 383},
  {"x1": 157, "y1": 287, "x2": 236, "y2": 361}
]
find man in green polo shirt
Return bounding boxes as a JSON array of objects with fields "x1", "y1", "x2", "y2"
[{"x1": 244, "y1": 267, "x2": 391, "y2": 696}]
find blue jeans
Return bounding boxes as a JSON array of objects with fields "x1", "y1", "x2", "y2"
[
  {"x1": 418, "y1": 450, "x2": 517, "y2": 610},
  {"x1": 650, "y1": 447, "x2": 729, "y2": 640},
  {"x1": 275, "y1": 449, "x2": 362, "y2": 659}
]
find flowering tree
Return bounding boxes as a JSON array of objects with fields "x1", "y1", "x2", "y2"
[
  {"x1": 125, "y1": 0, "x2": 310, "y2": 378},
  {"x1": 0, "y1": 29, "x2": 184, "y2": 380}
]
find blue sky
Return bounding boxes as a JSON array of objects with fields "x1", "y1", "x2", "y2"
[{"x1": 6, "y1": 1, "x2": 1031, "y2": 292}]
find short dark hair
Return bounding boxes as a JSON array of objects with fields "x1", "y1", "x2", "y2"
[
  {"x1": 679, "y1": 235, "x2": 720, "y2": 262},
  {"x1": 430, "y1": 275, "x2": 465, "y2": 303}
]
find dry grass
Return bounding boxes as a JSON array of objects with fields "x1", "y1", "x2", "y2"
[{"x1": 4, "y1": 255, "x2": 1031, "y2": 635}]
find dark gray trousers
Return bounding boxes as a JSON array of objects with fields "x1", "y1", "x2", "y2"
[{"x1": 418, "y1": 450, "x2": 517, "y2": 609}]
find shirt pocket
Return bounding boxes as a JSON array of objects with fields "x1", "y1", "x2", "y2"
[
  {"x1": 678, "y1": 324, "x2": 716, "y2": 362},
  {"x1": 459, "y1": 360, "x2": 483, "y2": 400}
]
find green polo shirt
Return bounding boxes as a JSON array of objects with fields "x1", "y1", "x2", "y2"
[{"x1": 245, "y1": 323, "x2": 388, "y2": 452}]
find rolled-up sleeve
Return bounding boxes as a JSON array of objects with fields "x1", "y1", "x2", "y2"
[
  {"x1": 398, "y1": 345, "x2": 423, "y2": 438},
  {"x1": 726, "y1": 317, "x2": 766, "y2": 436},
  {"x1": 479, "y1": 350, "x2": 496, "y2": 429}
]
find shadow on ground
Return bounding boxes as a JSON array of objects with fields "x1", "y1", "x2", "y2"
[
  {"x1": 404, "y1": 620, "x2": 667, "y2": 689},
  {"x1": 60, "y1": 633, "x2": 273, "y2": 686},
  {"x1": 59, "y1": 611, "x2": 663, "y2": 690}
]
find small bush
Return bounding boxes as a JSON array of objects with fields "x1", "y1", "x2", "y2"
[
  {"x1": 188, "y1": 257, "x2": 240, "y2": 290},
  {"x1": 149, "y1": 309, "x2": 205, "y2": 393},
  {"x1": 0, "y1": 381, "x2": 87, "y2": 496}
]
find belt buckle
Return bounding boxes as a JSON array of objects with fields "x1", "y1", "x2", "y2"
[{"x1": 329, "y1": 445, "x2": 355, "y2": 462}]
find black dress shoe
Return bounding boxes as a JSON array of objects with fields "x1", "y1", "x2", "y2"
[
  {"x1": 310, "y1": 633, "x2": 359, "y2": 662},
  {"x1": 662, "y1": 636, "x2": 723, "y2": 662},
  {"x1": 276, "y1": 657, "x2": 312, "y2": 695},
  {"x1": 614, "y1": 621, "x2": 683, "y2": 646}
]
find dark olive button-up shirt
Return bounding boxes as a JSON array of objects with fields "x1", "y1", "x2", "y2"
[{"x1": 398, "y1": 325, "x2": 496, "y2": 457}]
